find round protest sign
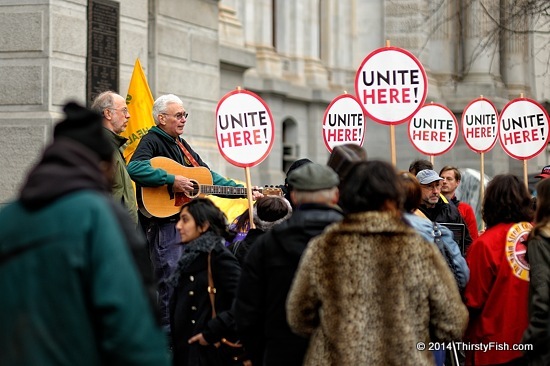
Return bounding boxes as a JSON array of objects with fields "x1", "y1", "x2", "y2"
[
  {"x1": 498, "y1": 98, "x2": 550, "y2": 160},
  {"x1": 461, "y1": 98, "x2": 499, "y2": 153},
  {"x1": 354, "y1": 46, "x2": 427, "y2": 125},
  {"x1": 408, "y1": 103, "x2": 458, "y2": 156},
  {"x1": 215, "y1": 89, "x2": 275, "y2": 167},
  {"x1": 322, "y1": 94, "x2": 366, "y2": 152}
]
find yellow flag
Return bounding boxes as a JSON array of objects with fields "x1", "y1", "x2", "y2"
[{"x1": 122, "y1": 58, "x2": 155, "y2": 162}]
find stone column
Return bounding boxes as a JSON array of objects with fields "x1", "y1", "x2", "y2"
[
  {"x1": 237, "y1": 0, "x2": 282, "y2": 78},
  {"x1": 500, "y1": 0, "x2": 530, "y2": 98},
  {"x1": 461, "y1": 0, "x2": 502, "y2": 84}
]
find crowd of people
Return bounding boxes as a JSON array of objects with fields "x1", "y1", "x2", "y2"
[{"x1": 0, "y1": 96, "x2": 549, "y2": 366}]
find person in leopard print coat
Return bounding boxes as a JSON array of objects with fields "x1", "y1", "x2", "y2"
[{"x1": 287, "y1": 160, "x2": 468, "y2": 366}]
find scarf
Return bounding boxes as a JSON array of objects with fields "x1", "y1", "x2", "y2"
[{"x1": 167, "y1": 231, "x2": 222, "y2": 288}]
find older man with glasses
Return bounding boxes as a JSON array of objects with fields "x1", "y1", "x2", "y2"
[
  {"x1": 416, "y1": 169, "x2": 473, "y2": 254},
  {"x1": 127, "y1": 94, "x2": 255, "y2": 339},
  {"x1": 91, "y1": 91, "x2": 138, "y2": 226}
]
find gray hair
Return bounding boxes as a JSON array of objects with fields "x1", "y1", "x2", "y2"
[
  {"x1": 152, "y1": 94, "x2": 184, "y2": 125},
  {"x1": 291, "y1": 187, "x2": 339, "y2": 206},
  {"x1": 90, "y1": 91, "x2": 117, "y2": 116}
]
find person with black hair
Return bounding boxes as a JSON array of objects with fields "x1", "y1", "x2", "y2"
[
  {"x1": 0, "y1": 102, "x2": 169, "y2": 366},
  {"x1": 169, "y1": 198, "x2": 241, "y2": 366},
  {"x1": 281, "y1": 158, "x2": 312, "y2": 207},
  {"x1": 228, "y1": 195, "x2": 292, "y2": 265}
]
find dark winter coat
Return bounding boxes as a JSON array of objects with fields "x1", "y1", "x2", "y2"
[
  {"x1": 523, "y1": 232, "x2": 550, "y2": 366},
  {"x1": 234, "y1": 203, "x2": 344, "y2": 366},
  {"x1": 170, "y1": 242, "x2": 241, "y2": 366}
]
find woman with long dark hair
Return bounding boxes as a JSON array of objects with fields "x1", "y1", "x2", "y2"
[{"x1": 169, "y1": 198, "x2": 241, "y2": 366}]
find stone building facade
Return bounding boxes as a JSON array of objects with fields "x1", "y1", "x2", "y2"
[{"x1": 1, "y1": 0, "x2": 549, "y2": 204}]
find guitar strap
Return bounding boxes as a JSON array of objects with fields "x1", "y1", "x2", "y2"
[{"x1": 175, "y1": 139, "x2": 200, "y2": 167}]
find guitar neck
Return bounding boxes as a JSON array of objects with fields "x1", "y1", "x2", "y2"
[{"x1": 200, "y1": 185, "x2": 247, "y2": 196}]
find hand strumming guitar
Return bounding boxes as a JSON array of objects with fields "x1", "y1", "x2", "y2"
[{"x1": 173, "y1": 175, "x2": 195, "y2": 193}]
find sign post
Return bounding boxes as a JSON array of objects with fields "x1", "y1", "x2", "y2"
[
  {"x1": 354, "y1": 46, "x2": 427, "y2": 165},
  {"x1": 461, "y1": 96, "x2": 499, "y2": 231},
  {"x1": 215, "y1": 88, "x2": 275, "y2": 227}
]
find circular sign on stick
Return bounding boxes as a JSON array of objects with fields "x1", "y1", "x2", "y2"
[
  {"x1": 408, "y1": 103, "x2": 459, "y2": 156},
  {"x1": 461, "y1": 98, "x2": 499, "y2": 153},
  {"x1": 215, "y1": 89, "x2": 275, "y2": 167},
  {"x1": 322, "y1": 94, "x2": 366, "y2": 152},
  {"x1": 498, "y1": 98, "x2": 550, "y2": 160},
  {"x1": 354, "y1": 46, "x2": 428, "y2": 125}
]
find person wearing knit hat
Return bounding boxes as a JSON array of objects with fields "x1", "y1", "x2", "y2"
[
  {"x1": 326, "y1": 143, "x2": 367, "y2": 181},
  {"x1": 0, "y1": 101, "x2": 170, "y2": 366},
  {"x1": 54, "y1": 101, "x2": 114, "y2": 162},
  {"x1": 229, "y1": 195, "x2": 293, "y2": 265}
]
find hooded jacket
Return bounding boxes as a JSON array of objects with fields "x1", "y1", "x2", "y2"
[{"x1": 0, "y1": 140, "x2": 169, "y2": 366}]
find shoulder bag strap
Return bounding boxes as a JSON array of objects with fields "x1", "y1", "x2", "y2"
[{"x1": 207, "y1": 251, "x2": 217, "y2": 319}]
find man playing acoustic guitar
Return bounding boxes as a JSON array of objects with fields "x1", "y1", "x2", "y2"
[{"x1": 128, "y1": 94, "x2": 261, "y2": 337}]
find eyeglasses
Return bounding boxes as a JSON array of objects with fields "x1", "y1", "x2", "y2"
[
  {"x1": 161, "y1": 111, "x2": 188, "y2": 120},
  {"x1": 109, "y1": 107, "x2": 129, "y2": 114}
]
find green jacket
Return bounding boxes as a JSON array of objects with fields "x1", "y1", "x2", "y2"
[
  {"x1": 0, "y1": 191, "x2": 169, "y2": 365},
  {"x1": 105, "y1": 128, "x2": 139, "y2": 225}
]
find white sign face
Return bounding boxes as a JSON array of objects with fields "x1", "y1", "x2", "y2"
[
  {"x1": 354, "y1": 46, "x2": 427, "y2": 125},
  {"x1": 408, "y1": 104, "x2": 458, "y2": 156},
  {"x1": 216, "y1": 90, "x2": 275, "y2": 168},
  {"x1": 461, "y1": 98, "x2": 499, "y2": 153},
  {"x1": 322, "y1": 94, "x2": 366, "y2": 152},
  {"x1": 498, "y1": 98, "x2": 550, "y2": 160}
]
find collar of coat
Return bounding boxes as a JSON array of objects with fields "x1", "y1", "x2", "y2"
[{"x1": 334, "y1": 211, "x2": 413, "y2": 236}]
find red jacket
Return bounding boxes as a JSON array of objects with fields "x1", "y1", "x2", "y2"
[
  {"x1": 464, "y1": 222, "x2": 531, "y2": 365},
  {"x1": 452, "y1": 197, "x2": 479, "y2": 240}
]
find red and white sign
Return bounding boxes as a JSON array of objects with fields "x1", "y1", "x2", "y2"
[
  {"x1": 498, "y1": 98, "x2": 550, "y2": 160},
  {"x1": 354, "y1": 46, "x2": 427, "y2": 125},
  {"x1": 408, "y1": 103, "x2": 458, "y2": 156},
  {"x1": 215, "y1": 89, "x2": 275, "y2": 167},
  {"x1": 461, "y1": 98, "x2": 499, "y2": 153},
  {"x1": 322, "y1": 94, "x2": 366, "y2": 152}
]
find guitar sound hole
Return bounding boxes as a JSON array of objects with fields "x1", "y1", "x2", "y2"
[{"x1": 185, "y1": 179, "x2": 201, "y2": 199}]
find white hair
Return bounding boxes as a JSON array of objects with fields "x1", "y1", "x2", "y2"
[{"x1": 152, "y1": 94, "x2": 184, "y2": 125}]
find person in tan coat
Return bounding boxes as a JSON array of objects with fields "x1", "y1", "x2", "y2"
[{"x1": 286, "y1": 160, "x2": 468, "y2": 366}]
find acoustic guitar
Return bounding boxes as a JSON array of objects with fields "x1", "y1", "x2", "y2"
[{"x1": 137, "y1": 156, "x2": 281, "y2": 218}]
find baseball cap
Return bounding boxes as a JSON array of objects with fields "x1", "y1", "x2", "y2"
[
  {"x1": 535, "y1": 165, "x2": 550, "y2": 179},
  {"x1": 416, "y1": 169, "x2": 444, "y2": 185}
]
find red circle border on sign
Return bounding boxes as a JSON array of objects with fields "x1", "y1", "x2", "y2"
[
  {"x1": 461, "y1": 97, "x2": 499, "y2": 154},
  {"x1": 407, "y1": 103, "x2": 459, "y2": 157},
  {"x1": 215, "y1": 89, "x2": 275, "y2": 168},
  {"x1": 322, "y1": 94, "x2": 366, "y2": 153},
  {"x1": 498, "y1": 97, "x2": 550, "y2": 161},
  {"x1": 354, "y1": 46, "x2": 428, "y2": 126}
]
